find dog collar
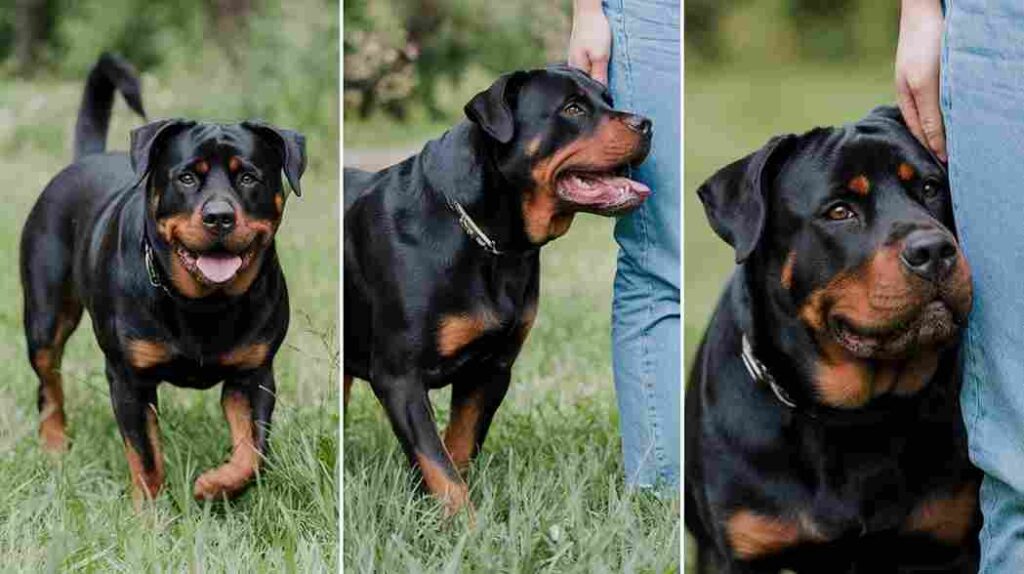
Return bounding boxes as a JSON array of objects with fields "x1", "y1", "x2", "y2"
[
  {"x1": 741, "y1": 334, "x2": 798, "y2": 409},
  {"x1": 444, "y1": 197, "x2": 504, "y2": 256},
  {"x1": 143, "y1": 238, "x2": 173, "y2": 296}
]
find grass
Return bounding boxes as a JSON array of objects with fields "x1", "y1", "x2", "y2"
[
  {"x1": 682, "y1": 62, "x2": 896, "y2": 571},
  {"x1": 343, "y1": 137, "x2": 680, "y2": 570},
  {"x1": 0, "y1": 71, "x2": 338, "y2": 571}
]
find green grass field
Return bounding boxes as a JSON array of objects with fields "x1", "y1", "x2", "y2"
[
  {"x1": 343, "y1": 135, "x2": 680, "y2": 570},
  {"x1": 683, "y1": 63, "x2": 896, "y2": 571},
  {"x1": 0, "y1": 74, "x2": 338, "y2": 571}
]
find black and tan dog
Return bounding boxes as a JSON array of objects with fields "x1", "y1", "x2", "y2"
[
  {"x1": 685, "y1": 106, "x2": 979, "y2": 573},
  {"x1": 344, "y1": 65, "x2": 651, "y2": 514},
  {"x1": 20, "y1": 54, "x2": 305, "y2": 502}
]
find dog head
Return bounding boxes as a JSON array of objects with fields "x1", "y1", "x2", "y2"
[
  {"x1": 131, "y1": 119, "x2": 305, "y2": 298},
  {"x1": 464, "y1": 65, "x2": 652, "y2": 243},
  {"x1": 699, "y1": 106, "x2": 972, "y2": 408}
]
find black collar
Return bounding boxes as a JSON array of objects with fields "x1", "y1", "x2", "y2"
[
  {"x1": 143, "y1": 237, "x2": 174, "y2": 297},
  {"x1": 741, "y1": 334, "x2": 798, "y2": 409},
  {"x1": 442, "y1": 194, "x2": 505, "y2": 256}
]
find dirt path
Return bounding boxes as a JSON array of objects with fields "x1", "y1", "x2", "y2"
[{"x1": 344, "y1": 146, "x2": 421, "y2": 171}]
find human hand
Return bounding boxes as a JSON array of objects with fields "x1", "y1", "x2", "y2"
[
  {"x1": 568, "y1": 0, "x2": 611, "y2": 85},
  {"x1": 895, "y1": 0, "x2": 946, "y2": 161}
]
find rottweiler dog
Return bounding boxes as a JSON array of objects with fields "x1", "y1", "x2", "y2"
[
  {"x1": 685, "y1": 106, "x2": 979, "y2": 573},
  {"x1": 20, "y1": 54, "x2": 306, "y2": 502},
  {"x1": 344, "y1": 65, "x2": 652, "y2": 515}
]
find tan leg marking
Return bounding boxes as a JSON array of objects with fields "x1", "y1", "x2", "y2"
[
  {"x1": 343, "y1": 373, "x2": 353, "y2": 410},
  {"x1": 34, "y1": 350, "x2": 67, "y2": 451},
  {"x1": 444, "y1": 391, "x2": 484, "y2": 472},
  {"x1": 415, "y1": 452, "x2": 471, "y2": 517},
  {"x1": 220, "y1": 343, "x2": 270, "y2": 370},
  {"x1": 194, "y1": 393, "x2": 260, "y2": 500},
  {"x1": 125, "y1": 406, "x2": 164, "y2": 504},
  {"x1": 437, "y1": 309, "x2": 501, "y2": 357}
]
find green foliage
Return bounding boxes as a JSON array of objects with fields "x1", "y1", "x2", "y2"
[
  {"x1": 344, "y1": 0, "x2": 570, "y2": 120},
  {"x1": 687, "y1": 0, "x2": 899, "y2": 66}
]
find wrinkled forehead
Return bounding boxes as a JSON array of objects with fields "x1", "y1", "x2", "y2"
[
  {"x1": 160, "y1": 124, "x2": 274, "y2": 165},
  {"x1": 520, "y1": 67, "x2": 613, "y2": 107},
  {"x1": 774, "y1": 125, "x2": 943, "y2": 208}
]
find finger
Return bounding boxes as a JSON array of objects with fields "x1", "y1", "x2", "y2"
[
  {"x1": 590, "y1": 55, "x2": 609, "y2": 85},
  {"x1": 567, "y1": 49, "x2": 591, "y2": 75},
  {"x1": 897, "y1": 80, "x2": 928, "y2": 151},
  {"x1": 913, "y1": 83, "x2": 948, "y2": 162}
]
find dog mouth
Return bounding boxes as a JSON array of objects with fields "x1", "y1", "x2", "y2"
[
  {"x1": 555, "y1": 171, "x2": 651, "y2": 215},
  {"x1": 828, "y1": 300, "x2": 961, "y2": 359},
  {"x1": 174, "y1": 244, "x2": 257, "y2": 285}
]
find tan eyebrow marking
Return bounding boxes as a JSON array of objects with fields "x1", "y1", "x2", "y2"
[
  {"x1": 898, "y1": 162, "x2": 915, "y2": 182},
  {"x1": 848, "y1": 175, "x2": 870, "y2": 196}
]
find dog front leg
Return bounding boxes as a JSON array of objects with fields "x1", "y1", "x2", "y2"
[
  {"x1": 372, "y1": 374, "x2": 471, "y2": 517},
  {"x1": 194, "y1": 367, "x2": 276, "y2": 500},
  {"x1": 444, "y1": 366, "x2": 512, "y2": 474},
  {"x1": 107, "y1": 361, "x2": 164, "y2": 506}
]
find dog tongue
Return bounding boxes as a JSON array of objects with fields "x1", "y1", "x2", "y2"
[{"x1": 196, "y1": 254, "x2": 242, "y2": 284}]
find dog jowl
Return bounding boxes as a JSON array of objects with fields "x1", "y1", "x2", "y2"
[
  {"x1": 344, "y1": 66, "x2": 651, "y2": 516},
  {"x1": 20, "y1": 54, "x2": 306, "y2": 504}
]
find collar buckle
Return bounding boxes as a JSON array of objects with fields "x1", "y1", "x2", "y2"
[
  {"x1": 741, "y1": 334, "x2": 797, "y2": 409},
  {"x1": 450, "y1": 199, "x2": 503, "y2": 256},
  {"x1": 144, "y1": 239, "x2": 173, "y2": 297}
]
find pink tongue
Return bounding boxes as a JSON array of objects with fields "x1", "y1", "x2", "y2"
[{"x1": 196, "y1": 254, "x2": 243, "y2": 283}]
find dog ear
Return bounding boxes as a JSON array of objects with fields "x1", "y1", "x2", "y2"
[
  {"x1": 130, "y1": 118, "x2": 195, "y2": 182},
  {"x1": 242, "y1": 121, "x2": 307, "y2": 197},
  {"x1": 697, "y1": 134, "x2": 796, "y2": 263},
  {"x1": 464, "y1": 71, "x2": 528, "y2": 144}
]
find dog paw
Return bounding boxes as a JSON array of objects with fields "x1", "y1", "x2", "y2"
[
  {"x1": 39, "y1": 418, "x2": 68, "y2": 453},
  {"x1": 193, "y1": 463, "x2": 255, "y2": 500}
]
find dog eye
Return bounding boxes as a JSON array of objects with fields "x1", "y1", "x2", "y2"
[
  {"x1": 922, "y1": 178, "x2": 942, "y2": 199},
  {"x1": 177, "y1": 173, "x2": 196, "y2": 186},
  {"x1": 562, "y1": 102, "x2": 587, "y2": 117},
  {"x1": 826, "y1": 203, "x2": 857, "y2": 221},
  {"x1": 239, "y1": 173, "x2": 257, "y2": 186}
]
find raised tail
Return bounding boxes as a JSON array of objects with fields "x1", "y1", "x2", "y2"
[{"x1": 72, "y1": 53, "x2": 147, "y2": 161}]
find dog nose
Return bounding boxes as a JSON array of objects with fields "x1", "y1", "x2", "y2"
[
  {"x1": 624, "y1": 114, "x2": 652, "y2": 136},
  {"x1": 900, "y1": 229, "x2": 958, "y2": 282},
  {"x1": 201, "y1": 199, "x2": 236, "y2": 234}
]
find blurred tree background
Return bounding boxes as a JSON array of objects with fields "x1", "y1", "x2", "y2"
[
  {"x1": 2, "y1": 0, "x2": 338, "y2": 156},
  {"x1": 687, "y1": 0, "x2": 898, "y2": 66},
  {"x1": 344, "y1": 0, "x2": 570, "y2": 122}
]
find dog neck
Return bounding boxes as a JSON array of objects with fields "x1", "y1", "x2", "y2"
[{"x1": 420, "y1": 122, "x2": 541, "y2": 255}]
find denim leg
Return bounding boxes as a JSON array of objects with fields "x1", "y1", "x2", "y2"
[
  {"x1": 604, "y1": 0, "x2": 680, "y2": 490},
  {"x1": 943, "y1": 0, "x2": 1024, "y2": 570}
]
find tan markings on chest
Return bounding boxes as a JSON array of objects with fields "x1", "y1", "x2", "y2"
[
  {"x1": 436, "y1": 309, "x2": 502, "y2": 357},
  {"x1": 220, "y1": 343, "x2": 270, "y2": 370},
  {"x1": 726, "y1": 511, "x2": 804, "y2": 560},
  {"x1": 126, "y1": 339, "x2": 173, "y2": 370}
]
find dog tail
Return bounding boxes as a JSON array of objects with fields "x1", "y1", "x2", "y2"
[{"x1": 73, "y1": 53, "x2": 147, "y2": 161}]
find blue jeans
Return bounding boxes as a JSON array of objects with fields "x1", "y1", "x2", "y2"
[
  {"x1": 943, "y1": 0, "x2": 1024, "y2": 569},
  {"x1": 604, "y1": 0, "x2": 680, "y2": 490}
]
